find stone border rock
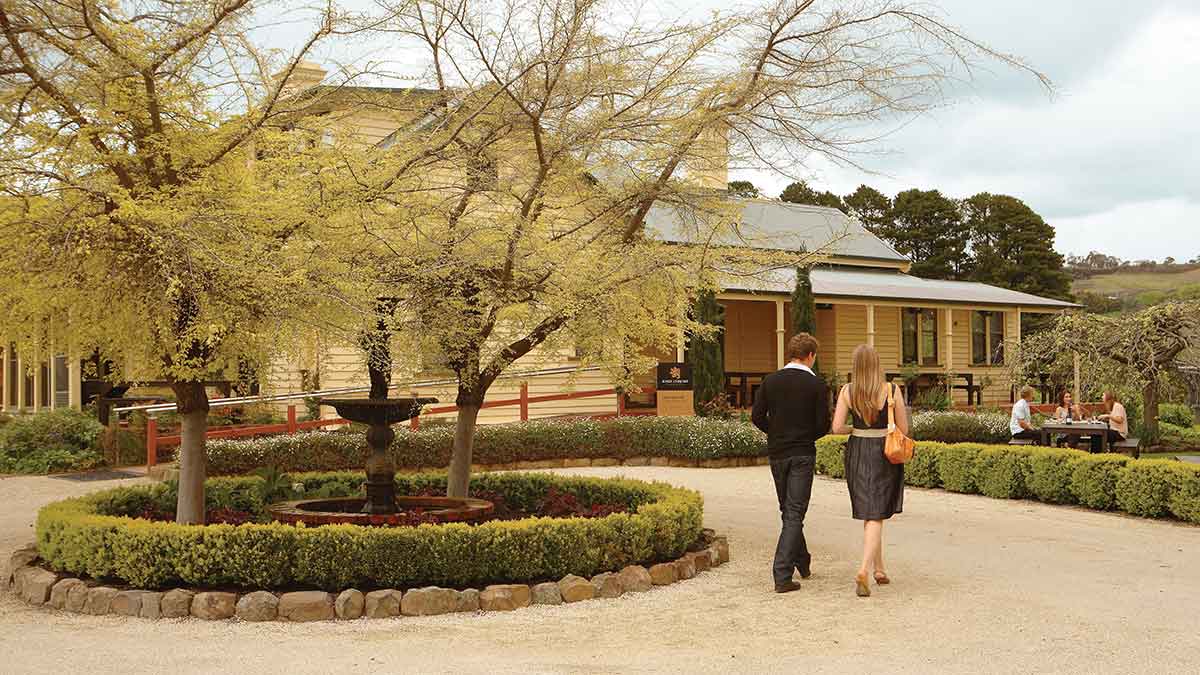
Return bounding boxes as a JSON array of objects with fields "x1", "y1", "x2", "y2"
[{"x1": 6, "y1": 534, "x2": 731, "y2": 623}]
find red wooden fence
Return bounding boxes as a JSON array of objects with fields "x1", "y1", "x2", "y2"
[{"x1": 145, "y1": 383, "x2": 652, "y2": 467}]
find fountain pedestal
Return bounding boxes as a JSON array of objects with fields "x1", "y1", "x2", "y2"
[{"x1": 320, "y1": 397, "x2": 436, "y2": 514}]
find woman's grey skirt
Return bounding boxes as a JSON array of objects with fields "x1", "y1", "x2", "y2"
[{"x1": 844, "y1": 433, "x2": 905, "y2": 520}]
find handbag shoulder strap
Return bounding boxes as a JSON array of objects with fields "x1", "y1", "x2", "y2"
[{"x1": 886, "y1": 382, "x2": 897, "y2": 431}]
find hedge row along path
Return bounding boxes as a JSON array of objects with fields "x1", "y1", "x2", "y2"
[{"x1": 2, "y1": 466, "x2": 1199, "y2": 673}]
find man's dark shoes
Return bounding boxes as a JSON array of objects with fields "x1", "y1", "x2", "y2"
[
  {"x1": 799, "y1": 567, "x2": 812, "y2": 579},
  {"x1": 774, "y1": 580, "x2": 802, "y2": 593}
]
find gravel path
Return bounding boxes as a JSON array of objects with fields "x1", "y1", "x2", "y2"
[{"x1": 2, "y1": 466, "x2": 1198, "y2": 674}]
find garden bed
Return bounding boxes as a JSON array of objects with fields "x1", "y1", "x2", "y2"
[
  {"x1": 8, "y1": 529, "x2": 729, "y2": 622},
  {"x1": 35, "y1": 472, "x2": 704, "y2": 590},
  {"x1": 202, "y1": 416, "x2": 767, "y2": 475}
]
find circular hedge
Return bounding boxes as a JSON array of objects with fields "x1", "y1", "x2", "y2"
[{"x1": 35, "y1": 472, "x2": 703, "y2": 591}]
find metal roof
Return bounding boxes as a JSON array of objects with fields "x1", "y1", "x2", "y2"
[
  {"x1": 646, "y1": 199, "x2": 909, "y2": 263},
  {"x1": 724, "y1": 266, "x2": 1079, "y2": 309}
]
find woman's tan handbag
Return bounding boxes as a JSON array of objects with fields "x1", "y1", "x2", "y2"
[{"x1": 884, "y1": 383, "x2": 916, "y2": 464}]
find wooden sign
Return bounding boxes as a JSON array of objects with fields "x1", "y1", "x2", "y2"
[{"x1": 655, "y1": 362, "x2": 694, "y2": 417}]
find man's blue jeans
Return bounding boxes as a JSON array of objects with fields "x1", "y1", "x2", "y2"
[{"x1": 770, "y1": 454, "x2": 814, "y2": 585}]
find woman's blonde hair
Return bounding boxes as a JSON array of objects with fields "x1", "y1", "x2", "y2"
[{"x1": 850, "y1": 344, "x2": 885, "y2": 425}]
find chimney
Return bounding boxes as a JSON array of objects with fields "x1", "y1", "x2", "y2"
[
  {"x1": 683, "y1": 125, "x2": 729, "y2": 191},
  {"x1": 278, "y1": 60, "x2": 328, "y2": 96}
]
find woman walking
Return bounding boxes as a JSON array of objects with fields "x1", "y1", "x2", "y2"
[{"x1": 831, "y1": 344, "x2": 908, "y2": 597}]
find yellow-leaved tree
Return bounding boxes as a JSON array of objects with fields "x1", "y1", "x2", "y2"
[
  {"x1": 0, "y1": 1, "x2": 349, "y2": 523},
  {"x1": 314, "y1": 0, "x2": 1049, "y2": 497}
]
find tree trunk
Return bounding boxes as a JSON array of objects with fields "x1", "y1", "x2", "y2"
[
  {"x1": 1142, "y1": 380, "x2": 1160, "y2": 443},
  {"x1": 171, "y1": 380, "x2": 210, "y2": 525},
  {"x1": 447, "y1": 400, "x2": 481, "y2": 498}
]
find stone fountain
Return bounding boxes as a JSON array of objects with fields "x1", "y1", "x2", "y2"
[
  {"x1": 321, "y1": 396, "x2": 432, "y2": 514},
  {"x1": 266, "y1": 395, "x2": 494, "y2": 526},
  {"x1": 266, "y1": 307, "x2": 492, "y2": 526}
]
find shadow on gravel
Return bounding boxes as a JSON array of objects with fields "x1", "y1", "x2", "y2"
[{"x1": 50, "y1": 469, "x2": 144, "y2": 482}]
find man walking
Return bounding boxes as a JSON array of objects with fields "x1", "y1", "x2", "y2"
[{"x1": 752, "y1": 333, "x2": 830, "y2": 593}]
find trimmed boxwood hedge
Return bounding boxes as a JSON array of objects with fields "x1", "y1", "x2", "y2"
[
  {"x1": 204, "y1": 417, "x2": 767, "y2": 475},
  {"x1": 35, "y1": 472, "x2": 703, "y2": 591},
  {"x1": 814, "y1": 436, "x2": 1200, "y2": 524}
]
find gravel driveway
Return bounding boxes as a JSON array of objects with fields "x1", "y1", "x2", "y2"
[{"x1": 2, "y1": 465, "x2": 1198, "y2": 674}]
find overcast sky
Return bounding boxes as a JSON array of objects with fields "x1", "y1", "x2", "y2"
[
  {"x1": 730, "y1": 0, "x2": 1200, "y2": 262},
  {"x1": 269, "y1": 0, "x2": 1199, "y2": 262}
]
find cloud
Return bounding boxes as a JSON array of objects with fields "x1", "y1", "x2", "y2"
[
  {"x1": 1053, "y1": 198, "x2": 1200, "y2": 261},
  {"x1": 734, "y1": 2, "x2": 1200, "y2": 261}
]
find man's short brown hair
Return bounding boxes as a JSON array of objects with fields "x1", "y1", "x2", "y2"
[{"x1": 786, "y1": 333, "x2": 819, "y2": 362}]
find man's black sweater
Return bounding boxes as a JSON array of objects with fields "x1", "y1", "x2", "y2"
[{"x1": 751, "y1": 367, "x2": 831, "y2": 458}]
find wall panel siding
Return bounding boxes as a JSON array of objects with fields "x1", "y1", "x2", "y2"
[
  {"x1": 951, "y1": 310, "x2": 971, "y2": 370},
  {"x1": 873, "y1": 305, "x2": 901, "y2": 369},
  {"x1": 263, "y1": 340, "x2": 618, "y2": 425},
  {"x1": 722, "y1": 300, "x2": 777, "y2": 373},
  {"x1": 815, "y1": 307, "x2": 836, "y2": 375},
  {"x1": 835, "y1": 304, "x2": 867, "y2": 377}
]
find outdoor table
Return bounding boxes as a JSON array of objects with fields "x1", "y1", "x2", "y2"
[{"x1": 1040, "y1": 420, "x2": 1110, "y2": 451}]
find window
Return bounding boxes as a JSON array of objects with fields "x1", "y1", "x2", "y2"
[
  {"x1": 901, "y1": 308, "x2": 938, "y2": 366},
  {"x1": 901, "y1": 310, "x2": 918, "y2": 365},
  {"x1": 53, "y1": 355, "x2": 70, "y2": 408},
  {"x1": 971, "y1": 311, "x2": 1005, "y2": 365}
]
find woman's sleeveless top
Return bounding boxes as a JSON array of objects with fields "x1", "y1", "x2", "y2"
[{"x1": 848, "y1": 384, "x2": 890, "y2": 430}]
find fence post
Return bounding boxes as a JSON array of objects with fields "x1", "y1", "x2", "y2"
[
  {"x1": 519, "y1": 381, "x2": 529, "y2": 421},
  {"x1": 287, "y1": 404, "x2": 298, "y2": 434},
  {"x1": 617, "y1": 390, "x2": 625, "y2": 417},
  {"x1": 146, "y1": 418, "x2": 158, "y2": 468},
  {"x1": 410, "y1": 415, "x2": 419, "y2": 431}
]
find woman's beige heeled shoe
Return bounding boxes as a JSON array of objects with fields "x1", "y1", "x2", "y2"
[
  {"x1": 855, "y1": 573, "x2": 871, "y2": 597},
  {"x1": 874, "y1": 571, "x2": 891, "y2": 585}
]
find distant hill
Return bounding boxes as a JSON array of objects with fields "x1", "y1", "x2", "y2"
[{"x1": 1073, "y1": 267, "x2": 1200, "y2": 312}]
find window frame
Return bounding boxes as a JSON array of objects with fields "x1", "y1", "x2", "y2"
[
  {"x1": 901, "y1": 308, "x2": 939, "y2": 366},
  {"x1": 970, "y1": 310, "x2": 1006, "y2": 366}
]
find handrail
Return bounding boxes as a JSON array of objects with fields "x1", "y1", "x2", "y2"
[{"x1": 113, "y1": 365, "x2": 603, "y2": 414}]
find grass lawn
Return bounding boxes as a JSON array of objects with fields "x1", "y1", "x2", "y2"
[
  {"x1": 1073, "y1": 267, "x2": 1200, "y2": 295},
  {"x1": 1139, "y1": 451, "x2": 1200, "y2": 461}
]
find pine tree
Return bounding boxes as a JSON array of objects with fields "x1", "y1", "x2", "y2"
[
  {"x1": 885, "y1": 189, "x2": 968, "y2": 279},
  {"x1": 962, "y1": 193, "x2": 1073, "y2": 300},
  {"x1": 791, "y1": 266, "x2": 817, "y2": 335},
  {"x1": 688, "y1": 290, "x2": 726, "y2": 413},
  {"x1": 842, "y1": 185, "x2": 893, "y2": 234},
  {"x1": 780, "y1": 180, "x2": 847, "y2": 212}
]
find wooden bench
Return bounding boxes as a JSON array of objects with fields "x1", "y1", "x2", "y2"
[{"x1": 1112, "y1": 437, "x2": 1140, "y2": 459}]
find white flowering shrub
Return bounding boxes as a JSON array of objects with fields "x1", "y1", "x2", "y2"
[
  {"x1": 205, "y1": 416, "x2": 768, "y2": 474},
  {"x1": 909, "y1": 411, "x2": 1011, "y2": 444}
]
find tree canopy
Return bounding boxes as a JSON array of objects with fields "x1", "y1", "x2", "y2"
[
  {"x1": 775, "y1": 181, "x2": 1073, "y2": 300},
  {"x1": 0, "y1": 0, "x2": 1049, "y2": 504},
  {"x1": 842, "y1": 185, "x2": 892, "y2": 235},
  {"x1": 780, "y1": 180, "x2": 846, "y2": 211},
  {"x1": 962, "y1": 193, "x2": 1072, "y2": 300},
  {"x1": 1013, "y1": 301, "x2": 1200, "y2": 439},
  {"x1": 315, "y1": 0, "x2": 1043, "y2": 496},
  {"x1": 884, "y1": 188, "x2": 967, "y2": 280},
  {"x1": 727, "y1": 181, "x2": 761, "y2": 199},
  {"x1": 0, "y1": 0, "x2": 343, "y2": 522}
]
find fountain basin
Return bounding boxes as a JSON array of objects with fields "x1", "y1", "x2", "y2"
[
  {"x1": 318, "y1": 396, "x2": 439, "y2": 515},
  {"x1": 321, "y1": 397, "x2": 437, "y2": 425},
  {"x1": 267, "y1": 496, "x2": 495, "y2": 527}
]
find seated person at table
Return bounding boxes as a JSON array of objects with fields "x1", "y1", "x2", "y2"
[
  {"x1": 1010, "y1": 386, "x2": 1041, "y2": 443},
  {"x1": 1093, "y1": 391, "x2": 1128, "y2": 452},
  {"x1": 1054, "y1": 390, "x2": 1085, "y2": 448}
]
